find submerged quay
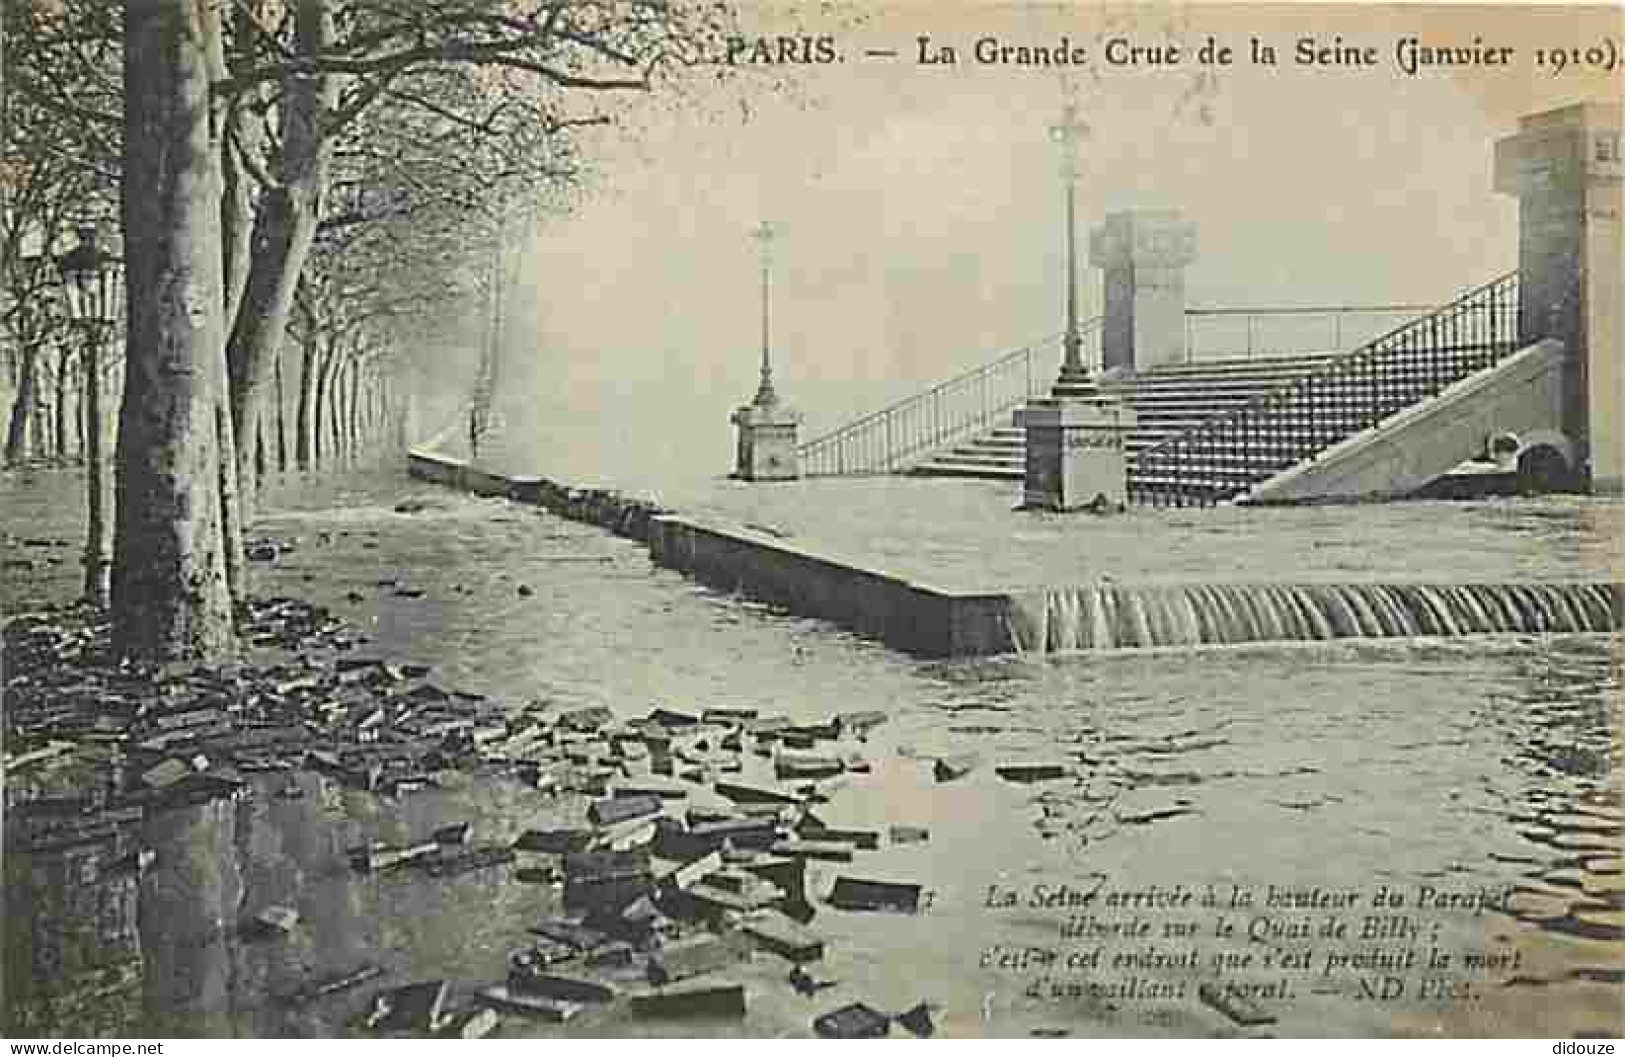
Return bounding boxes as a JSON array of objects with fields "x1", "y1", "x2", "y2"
[{"x1": 3, "y1": 461, "x2": 1622, "y2": 1039}]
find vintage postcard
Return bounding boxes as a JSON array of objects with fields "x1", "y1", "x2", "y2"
[{"x1": 2, "y1": 0, "x2": 1622, "y2": 1042}]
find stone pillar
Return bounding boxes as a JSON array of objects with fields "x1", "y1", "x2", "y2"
[
  {"x1": 731, "y1": 396, "x2": 801, "y2": 481},
  {"x1": 1022, "y1": 395, "x2": 1137, "y2": 511},
  {"x1": 1494, "y1": 103, "x2": 1623, "y2": 494},
  {"x1": 1088, "y1": 210, "x2": 1199, "y2": 373}
]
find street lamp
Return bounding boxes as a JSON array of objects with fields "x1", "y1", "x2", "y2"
[
  {"x1": 751, "y1": 220, "x2": 779, "y2": 407},
  {"x1": 55, "y1": 223, "x2": 123, "y2": 608},
  {"x1": 1050, "y1": 99, "x2": 1095, "y2": 396}
]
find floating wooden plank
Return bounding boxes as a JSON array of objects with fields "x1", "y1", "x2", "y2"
[
  {"x1": 703, "y1": 707, "x2": 758, "y2": 724},
  {"x1": 813, "y1": 1002, "x2": 890, "y2": 1038},
  {"x1": 683, "y1": 818, "x2": 782, "y2": 854},
  {"x1": 798, "y1": 822, "x2": 880, "y2": 851},
  {"x1": 827, "y1": 877, "x2": 922, "y2": 913},
  {"x1": 645, "y1": 933, "x2": 751, "y2": 986},
  {"x1": 678, "y1": 881, "x2": 782, "y2": 917},
  {"x1": 932, "y1": 754, "x2": 980, "y2": 783},
  {"x1": 513, "y1": 828, "x2": 591, "y2": 854},
  {"x1": 614, "y1": 780, "x2": 688, "y2": 801},
  {"x1": 836, "y1": 710, "x2": 888, "y2": 736},
  {"x1": 629, "y1": 983, "x2": 747, "y2": 1020},
  {"x1": 527, "y1": 918, "x2": 608, "y2": 954},
  {"x1": 597, "y1": 817, "x2": 659, "y2": 853},
  {"x1": 509, "y1": 968, "x2": 617, "y2": 1004},
  {"x1": 771, "y1": 839, "x2": 854, "y2": 863},
  {"x1": 897, "y1": 1002, "x2": 937, "y2": 1038},
  {"x1": 439, "y1": 1006, "x2": 500, "y2": 1039},
  {"x1": 656, "y1": 850, "x2": 722, "y2": 891},
  {"x1": 475, "y1": 984, "x2": 581, "y2": 1023},
  {"x1": 742, "y1": 912, "x2": 825, "y2": 963},
  {"x1": 432, "y1": 821, "x2": 472, "y2": 845},
  {"x1": 995, "y1": 764, "x2": 1068, "y2": 784},
  {"x1": 283, "y1": 964, "x2": 386, "y2": 1007},
  {"x1": 774, "y1": 752, "x2": 844, "y2": 782},
  {"x1": 424, "y1": 845, "x2": 515, "y2": 878},
  {"x1": 889, "y1": 825, "x2": 930, "y2": 845},
  {"x1": 558, "y1": 706, "x2": 613, "y2": 732},
  {"x1": 366, "y1": 980, "x2": 450, "y2": 1033},
  {"x1": 589, "y1": 794, "x2": 662, "y2": 828}
]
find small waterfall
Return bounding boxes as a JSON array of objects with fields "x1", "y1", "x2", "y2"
[{"x1": 1004, "y1": 582, "x2": 1621, "y2": 654}]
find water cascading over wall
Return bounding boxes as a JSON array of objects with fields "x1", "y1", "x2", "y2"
[
  {"x1": 1000, "y1": 582, "x2": 1622, "y2": 653},
  {"x1": 408, "y1": 449, "x2": 1621, "y2": 659}
]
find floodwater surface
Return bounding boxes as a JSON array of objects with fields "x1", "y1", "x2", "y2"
[{"x1": 2, "y1": 465, "x2": 1620, "y2": 1038}]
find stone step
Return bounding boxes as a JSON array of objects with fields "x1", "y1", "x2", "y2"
[
  {"x1": 910, "y1": 459, "x2": 1024, "y2": 479},
  {"x1": 936, "y1": 448, "x2": 1020, "y2": 465},
  {"x1": 1123, "y1": 353, "x2": 1342, "y2": 378},
  {"x1": 897, "y1": 340, "x2": 1468, "y2": 484}
]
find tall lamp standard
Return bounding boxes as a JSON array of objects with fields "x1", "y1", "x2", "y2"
[
  {"x1": 1020, "y1": 94, "x2": 1136, "y2": 513},
  {"x1": 751, "y1": 220, "x2": 778, "y2": 407},
  {"x1": 730, "y1": 219, "x2": 801, "y2": 481},
  {"x1": 56, "y1": 223, "x2": 123, "y2": 608},
  {"x1": 1050, "y1": 99, "x2": 1095, "y2": 397}
]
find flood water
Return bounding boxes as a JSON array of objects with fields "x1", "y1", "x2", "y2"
[{"x1": 3, "y1": 464, "x2": 1621, "y2": 1038}]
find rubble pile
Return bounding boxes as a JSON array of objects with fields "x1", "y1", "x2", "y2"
[
  {"x1": 352, "y1": 701, "x2": 943, "y2": 1035},
  {"x1": 5, "y1": 598, "x2": 945, "y2": 1036},
  {"x1": 2, "y1": 594, "x2": 484, "y2": 846}
]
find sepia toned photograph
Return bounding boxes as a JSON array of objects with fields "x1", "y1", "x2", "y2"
[{"x1": 2, "y1": 0, "x2": 1621, "y2": 1041}]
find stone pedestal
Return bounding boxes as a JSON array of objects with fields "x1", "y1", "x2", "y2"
[
  {"x1": 731, "y1": 399, "x2": 802, "y2": 481},
  {"x1": 1495, "y1": 103, "x2": 1623, "y2": 494},
  {"x1": 1022, "y1": 395, "x2": 1137, "y2": 511},
  {"x1": 1088, "y1": 210, "x2": 1199, "y2": 373}
]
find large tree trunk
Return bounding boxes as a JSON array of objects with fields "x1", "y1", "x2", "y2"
[
  {"x1": 315, "y1": 342, "x2": 341, "y2": 467},
  {"x1": 7, "y1": 344, "x2": 39, "y2": 465},
  {"x1": 218, "y1": 1, "x2": 265, "y2": 336},
  {"x1": 114, "y1": 0, "x2": 235, "y2": 663},
  {"x1": 338, "y1": 351, "x2": 354, "y2": 458},
  {"x1": 215, "y1": 398, "x2": 247, "y2": 601},
  {"x1": 84, "y1": 337, "x2": 111, "y2": 607},
  {"x1": 314, "y1": 340, "x2": 338, "y2": 468},
  {"x1": 29, "y1": 352, "x2": 49, "y2": 459},
  {"x1": 206, "y1": 0, "x2": 249, "y2": 601},
  {"x1": 295, "y1": 334, "x2": 318, "y2": 470},
  {"x1": 273, "y1": 343, "x2": 287, "y2": 472},
  {"x1": 53, "y1": 346, "x2": 70, "y2": 461},
  {"x1": 224, "y1": 0, "x2": 333, "y2": 510}
]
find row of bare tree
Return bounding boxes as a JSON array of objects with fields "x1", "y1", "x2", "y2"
[{"x1": 2, "y1": 0, "x2": 745, "y2": 663}]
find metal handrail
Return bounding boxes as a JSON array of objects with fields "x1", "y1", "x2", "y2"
[
  {"x1": 797, "y1": 326, "x2": 1091, "y2": 477},
  {"x1": 1130, "y1": 272, "x2": 1521, "y2": 506}
]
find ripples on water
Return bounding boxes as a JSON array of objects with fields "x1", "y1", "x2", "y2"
[{"x1": 2, "y1": 466, "x2": 1620, "y2": 1037}]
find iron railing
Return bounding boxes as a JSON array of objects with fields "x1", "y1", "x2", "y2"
[
  {"x1": 1184, "y1": 303, "x2": 1439, "y2": 360},
  {"x1": 797, "y1": 327, "x2": 1092, "y2": 477},
  {"x1": 1129, "y1": 272, "x2": 1521, "y2": 507}
]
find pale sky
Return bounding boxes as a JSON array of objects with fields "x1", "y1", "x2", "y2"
[{"x1": 449, "y1": 3, "x2": 1622, "y2": 488}]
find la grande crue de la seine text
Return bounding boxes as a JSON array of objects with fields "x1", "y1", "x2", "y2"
[{"x1": 724, "y1": 33, "x2": 1620, "y2": 77}]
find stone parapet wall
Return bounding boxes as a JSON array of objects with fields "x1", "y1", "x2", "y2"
[{"x1": 407, "y1": 448, "x2": 1618, "y2": 658}]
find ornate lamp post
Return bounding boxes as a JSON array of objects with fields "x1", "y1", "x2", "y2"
[
  {"x1": 56, "y1": 223, "x2": 123, "y2": 608},
  {"x1": 1020, "y1": 97, "x2": 1137, "y2": 513},
  {"x1": 751, "y1": 220, "x2": 779, "y2": 406},
  {"x1": 1050, "y1": 100, "x2": 1095, "y2": 396},
  {"x1": 730, "y1": 220, "x2": 801, "y2": 481}
]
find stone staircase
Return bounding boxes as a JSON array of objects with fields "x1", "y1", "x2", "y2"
[
  {"x1": 911, "y1": 352, "x2": 1343, "y2": 480},
  {"x1": 909, "y1": 271, "x2": 1524, "y2": 504}
]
